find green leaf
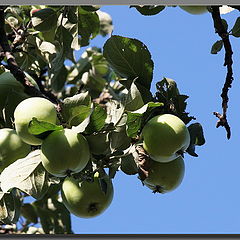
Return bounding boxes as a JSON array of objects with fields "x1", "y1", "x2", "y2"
[
  {"x1": 221, "y1": 19, "x2": 228, "y2": 32},
  {"x1": 0, "y1": 189, "x2": 22, "y2": 224},
  {"x1": 78, "y1": 12, "x2": 100, "y2": 46},
  {"x1": 109, "y1": 120, "x2": 131, "y2": 152},
  {"x1": 123, "y1": 81, "x2": 145, "y2": 111},
  {"x1": 51, "y1": 199, "x2": 72, "y2": 234},
  {"x1": 49, "y1": 48, "x2": 65, "y2": 75},
  {"x1": 131, "y1": 5, "x2": 165, "y2": 16},
  {"x1": 0, "y1": 150, "x2": 49, "y2": 199},
  {"x1": 69, "y1": 105, "x2": 92, "y2": 127},
  {"x1": 34, "y1": 206, "x2": 53, "y2": 233},
  {"x1": 85, "y1": 104, "x2": 107, "y2": 134},
  {"x1": 21, "y1": 203, "x2": 38, "y2": 224},
  {"x1": 211, "y1": 40, "x2": 223, "y2": 54},
  {"x1": 82, "y1": 72, "x2": 106, "y2": 98},
  {"x1": 155, "y1": 78, "x2": 194, "y2": 124},
  {"x1": 28, "y1": 118, "x2": 63, "y2": 139},
  {"x1": 231, "y1": 17, "x2": 240, "y2": 37},
  {"x1": 67, "y1": 6, "x2": 78, "y2": 24},
  {"x1": 103, "y1": 35, "x2": 154, "y2": 90},
  {"x1": 126, "y1": 112, "x2": 142, "y2": 138},
  {"x1": 120, "y1": 154, "x2": 138, "y2": 175},
  {"x1": 62, "y1": 92, "x2": 91, "y2": 124},
  {"x1": 156, "y1": 77, "x2": 180, "y2": 100},
  {"x1": 186, "y1": 123, "x2": 205, "y2": 157},
  {"x1": 50, "y1": 65, "x2": 68, "y2": 93},
  {"x1": 32, "y1": 8, "x2": 58, "y2": 32}
]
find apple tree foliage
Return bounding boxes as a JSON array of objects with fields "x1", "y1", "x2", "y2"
[{"x1": 0, "y1": 4, "x2": 239, "y2": 234}]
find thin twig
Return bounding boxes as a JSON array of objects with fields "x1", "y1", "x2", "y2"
[{"x1": 211, "y1": 6, "x2": 233, "y2": 139}]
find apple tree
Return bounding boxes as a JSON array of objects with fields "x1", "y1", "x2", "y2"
[{"x1": 0, "y1": 5, "x2": 238, "y2": 234}]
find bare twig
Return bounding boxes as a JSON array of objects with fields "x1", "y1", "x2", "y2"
[{"x1": 211, "y1": 6, "x2": 233, "y2": 139}]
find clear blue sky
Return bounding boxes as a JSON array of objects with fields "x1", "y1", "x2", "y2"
[{"x1": 70, "y1": 5, "x2": 240, "y2": 234}]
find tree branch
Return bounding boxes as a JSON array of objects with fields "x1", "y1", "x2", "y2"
[
  {"x1": 211, "y1": 6, "x2": 233, "y2": 139},
  {"x1": 0, "y1": 7, "x2": 43, "y2": 96}
]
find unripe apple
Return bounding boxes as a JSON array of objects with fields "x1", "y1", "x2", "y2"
[
  {"x1": 61, "y1": 173, "x2": 114, "y2": 218},
  {"x1": 179, "y1": 6, "x2": 208, "y2": 15},
  {"x1": 143, "y1": 156, "x2": 185, "y2": 193},
  {"x1": 0, "y1": 128, "x2": 31, "y2": 172},
  {"x1": 142, "y1": 114, "x2": 190, "y2": 163},
  {"x1": 92, "y1": 64, "x2": 109, "y2": 76},
  {"x1": 14, "y1": 97, "x2": 58, "y2": 145},
  {"x1": 85, "y1": 132, "x2": 110, "y2": 155},
  {"x1": 41, "y1": 129, "x2": 90, "y2": 177}
]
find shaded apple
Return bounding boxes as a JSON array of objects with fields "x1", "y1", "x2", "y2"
[
  {"x1": 143, "y1": 156, "x2": 185, "y2": 193},
  {"x1": 0, "y1": 128, "x2": 31, "y2": 172}
]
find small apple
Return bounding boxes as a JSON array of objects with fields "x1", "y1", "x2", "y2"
[
  {"x1": 61, "y1": 173, "x2": 114, "y2": 218},
  {"x1": 143, "y1": 156, "x2": 185, "y2": 193},
  {"x1": 142, "y1": 114, "x2": 190, "y2": 163},
  {"x1": 41, "y1": 129, "x2": 90, "y2": 177},
  {"x1": 92, "y1": 63, "x2": 109, "y2": 76},
  {"x1": 85, "y1": 132, "x2": 110, "y2": 155},
  {"x1": 179, "y1": 6, "x2": 208, "y2": 15},
  {"x1": 0, "y1": 128, "x2": 31, "y2": 172},
  {"x1": 14, "y1": 97, "x2": 58, "y2": 145}
]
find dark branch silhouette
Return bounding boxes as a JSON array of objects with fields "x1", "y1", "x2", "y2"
[{"x1": 211, "y1": 6, "x2": 233, "y2": 139}]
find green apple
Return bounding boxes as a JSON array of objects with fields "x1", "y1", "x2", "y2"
[
  {"x1": 14, "y1": 97, "x2": 57, "y2": 145},
  {"x1": 179, "y1": 6, "x2": 208, "y2": 15},
  {"x1": 85, "y1": 132, "x2": 110, "y2": 155},
  {"x1": 61, "y1": 173, "x2": 114, "y2": 218},
  {"x1": 142, "y1": 114, "x2": 190, "y2": 163},
  {"x1": 92, "y1": 64, "x2": 109, "y2": 76},
  {"x1": 41, "y1": 129, "x2": 90, "y2": 177},
  {"x1": 143, "y1": 156, "x2": 185, "y2": 193},
  {"x1": 0, "y1": 128, "x2": 31, "y2": 172}
]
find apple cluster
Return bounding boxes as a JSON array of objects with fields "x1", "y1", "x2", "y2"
[
  {"x1": 0, "y1": 76, "x2": 114, "y2": 218},
  {"x1": 140, "y1": 114, "x2": 190, "y2": 193}
]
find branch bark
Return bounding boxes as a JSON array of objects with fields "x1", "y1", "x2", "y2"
[
  {"x1": 211, "y1": 6, "x2": 233, "y2": 139},
  {"x1": 0, "y1": 7, "x2": 44, "y2": 96}
]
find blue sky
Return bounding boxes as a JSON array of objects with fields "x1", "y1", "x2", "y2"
[{"x1": 70, "y1": 5, "x2": 240, "y2": 234}]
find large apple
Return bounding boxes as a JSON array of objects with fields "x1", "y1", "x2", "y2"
[
  {"x1": 0, "y1": 128, "x2": 31, "y2": 172},
  {"x1": 179, "y1": 6, "x2": 208, "y2": 15},
  {"x1": 143, "y1": 156, "x2": 185, "y2": 193},
  {"x1": 61, "y1": 173, "x2": 114, "y2": 218},
  {"x1": 41, "y1": 129, "x2": 90, "y2": 177},
  {"x1": 14, "y1": 97, "x2": 58, "y2": 145},
  {"x1": 142, "y1": 114, "x2": 190, "y2": 163}
]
